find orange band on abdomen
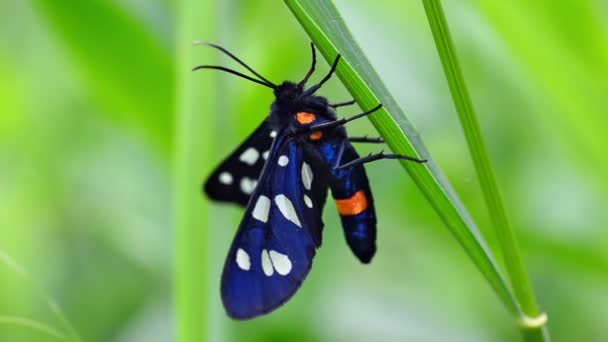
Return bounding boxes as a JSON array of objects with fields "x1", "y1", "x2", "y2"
[{"x1": 335, "y1": 190, "x2": 368, "y2": 216}]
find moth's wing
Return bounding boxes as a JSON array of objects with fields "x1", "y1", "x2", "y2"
[
  {"x1": 221, "y1": 135, "x2": 329, "y2": 319},
  {"x1": 328, "y1": 141, "x2": 377, "y2": 264},
  {"x1": 204, "y1": 120, "x2": 276, "y2": 206}
]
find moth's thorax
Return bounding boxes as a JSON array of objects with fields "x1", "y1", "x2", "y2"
[{"x1": 268, "y1": 81, "x2": 337, "y2": 136}]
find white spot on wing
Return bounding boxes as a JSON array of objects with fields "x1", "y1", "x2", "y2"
[
  {"x1": 278, "y1": 155, "x2": 289, "y2": 167},
  {"x1": 269, "y1": 250, "x2": 292, "y2": 275},
  {"x1": 261, "y1": 249, "x2": 274, "y2": 276},
  {"x1": 218, "y1": 172, "x2": 233, "y2": 185},
  {"x1": 239, "y1": 147, "x2": 259, "y2": 165},
  {"x1": 274, "y1": 194, "x2": 302, "y2": 227},
  {"x1": 262, "y1": 150, "x2": 269, "y2": 160},
  {"x1": 240, "y1": 177, "x2": 257, "y2": 195},
  {"x1": 252, "y1": 195, "x2": 270, "y2": 223},
  {"x1": 236, "y1": 248, "x2": 251, "y2": 271},
  {"x1": 303, "y1": 194, "x2": 313, "y2": 208},
  {"x1": 270, "y1": 131, "x2": 277, "y2": 138},
  {"x1": 301, "y1": 162, "x2": 313, "y2": 190}
]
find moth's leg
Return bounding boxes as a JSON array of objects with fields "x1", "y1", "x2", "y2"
[
  {"x1": 332, "y1": 139, "x2": 347, "y2": 169},
  {"x1": 300, "y1": 54, "x2": 341, "y2": 97},
  {"x1": 309, "y1": 104, "x2": 383, "y2": 131},
  {"x1": 335, "y1": 150, "x2": 426, "y2": 170},
  {"x1": 298, "y1": 43, "x2": 317, "y2": 87},
  {"x1": 330, "y1": 100, "x2": 356, "y2": 108},
  {"x1": 348, "y1": 136, "x2": 384, "y2": 144}
]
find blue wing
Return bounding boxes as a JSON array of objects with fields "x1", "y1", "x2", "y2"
[{"x1": 221, "y1": 133, "x2": 329, "y2": 319}]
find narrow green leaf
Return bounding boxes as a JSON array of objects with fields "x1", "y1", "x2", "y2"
[
  {"x1": 421, "y1": 1, "x2": 549, "y2": 340},
  {"x1": 174, "y1": 0, "x2": 217, "y2": 341},
  {"x1": 0, "y1": 249, "x2": 81, "y2": 342},
  {"x1": 0, "y1": 316, "x2": 68, "y2": 341},
  {"x1": 283, "y1": 0, "x2": 520, "y2": 316},
  {"x1": 32, "y1": 0, "x2": 174, "y2": 152}
]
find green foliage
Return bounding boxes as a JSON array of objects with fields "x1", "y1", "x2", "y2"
[
  {"x1": 1, "y1": 0, "x2": 607, "y2": 341},
  {"x1": 0, "y1": 316, "x2": 67, "y2": 341},
  {"x1": 0, "y1": 249, "x2": 80, "y2": 341},
  {"x1": 32, "y1": 0, "x2": 174, "y2": 153}
]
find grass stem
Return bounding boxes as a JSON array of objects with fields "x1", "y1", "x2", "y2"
[
  {"x1": 174, "y1": 0, "x2": 217, "y2": 341},
  {"x1": 421, "y1": 1, "x2": 549, "y2": 340}
]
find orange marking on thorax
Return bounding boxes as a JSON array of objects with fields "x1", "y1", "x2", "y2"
[
  {"x1": 296, "y1": 112, "x2": 316, "y2": 124},
  {"x1": 335, "y1": 190, "x2": 368, "y2": 216},
  {"x1": 309, "y1": 131, "x2": 323, "y2": 140}
]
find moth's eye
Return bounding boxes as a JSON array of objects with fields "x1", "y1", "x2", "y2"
[{"x1": 295, "y1": 112, "x2": 316, "y2": 124}]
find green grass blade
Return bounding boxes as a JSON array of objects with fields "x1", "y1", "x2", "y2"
[
  {"x1": 0, "y1": 249, "x2": 81, "y2": 342},
  {"x1": 283, "y1": 0, "x2": 520, "y2": 316},
  {"x1": 421, "y1": 1, "x2": 549, "y2": 340},
  {"x1": 32, "y1": 0, "x2": 174, "y2": 153},
  {"x1": 174, "y1": 1, "x2": 217, "y2": 341},
  {"x1": 0, "y1": 316, "x2": 68, "y2": 341}
]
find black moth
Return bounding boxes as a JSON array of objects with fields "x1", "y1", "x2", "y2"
[{"x1": 197, "y1": 42, "x2": 425, "y2": 319}]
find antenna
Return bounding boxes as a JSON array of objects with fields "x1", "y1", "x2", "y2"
[
  {"x1": 192, "y1": 65, "x2": 276, "y2": 89},
  {"x1": 194, "y1": 41, "x2": 277, "y2": 88}
]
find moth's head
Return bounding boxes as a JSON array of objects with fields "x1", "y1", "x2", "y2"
[
  {"x1": 273, "y1": 81, "x2": 302, "y2": 103},
  {"x1": 272, "y1": 80, "x2": 331, "y2": 115},
  {"x1": 268, "y1": 80, "x2": 333, "y2": 132}
]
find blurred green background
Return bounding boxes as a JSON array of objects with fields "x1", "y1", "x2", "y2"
[{"x1": 1, "y1": 0, "x2": 607, "y2": 341}]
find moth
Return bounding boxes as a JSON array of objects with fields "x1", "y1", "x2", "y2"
[{"x1": 197, "y1": 42, "x2": 425, "y2": 319}]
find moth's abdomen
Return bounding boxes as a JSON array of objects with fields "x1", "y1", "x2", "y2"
[
  {"x1": 328, "y1": 143, "x2": 377, "y2": 263},
  {"x1": 335, "y1": 190, "x2": 369, "y2": 216},
  {"x1": 335, "y1": 190, "x2": 377, "y2": 263}
]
